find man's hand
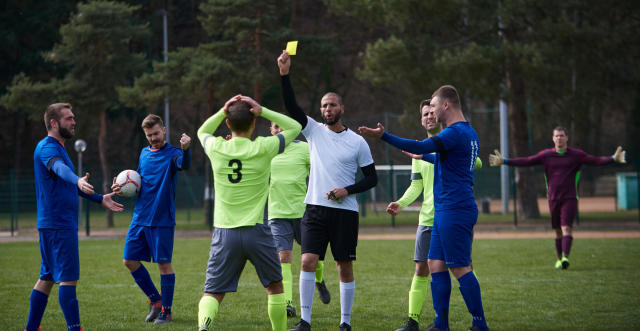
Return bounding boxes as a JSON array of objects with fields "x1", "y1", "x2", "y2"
[
  {"x1": 327, "y1": 188, "x2": 348, "y2": 201},
  {"x1": 277, "y1": 50, "x2": 291, "y2": 76},
  {"x1": 386, "y1": 202, "x2": 402, "y2": 216},
  {"x1": 357, "y1": 122, "x2": 385, "y2": 139},
  {"x1": 489, "y1": 149, "x2": 505, "y2": 167},
  {"x1": 613, "y1": 146, "x2": 626, "y2": 163},
  {"x1": 102, "y1": 192, "x2": 124, "y2": 212},
  {"x1": 180, "y1": 133, "x2": 191, "y2": 150},
  {"x1": 223, "y1": 94, "x2": 242, "y2": 115},
  {"x1": 240, "y1": 95, "x2": 262, "y2": 116},
  {"x1": 111, "y1": 176, "x2": 122, "y2": 195},
  {"x1": 402, "y1": 150, "x2": 422, "y2": 160},
  {"x1": 78, "y1": 172, "x2": 95, "y2": 194}
]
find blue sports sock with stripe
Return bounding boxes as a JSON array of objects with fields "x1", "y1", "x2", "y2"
[
  {"x1": 458, "y1": 271, "x2": 488, "y2": 331},
  {"x1": 131, "y1": 264, "x2": 161, "y2": 302},
  {"x1": 26, "y1": 289, "x2": 48, "y2": 331},
  {"x1": 58, "y1": 285, "x2": 81, "y2": 331},
  {"x1": 431, "y1": 271, "x2": 451, "y2": 330},
  {"x1": 160, "y1": 273, "x2": 175, "y2": 314}
]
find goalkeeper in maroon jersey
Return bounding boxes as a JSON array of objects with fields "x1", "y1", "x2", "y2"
[{"x1": 489, "y1": 126, "x2": 626, "y2": 269}]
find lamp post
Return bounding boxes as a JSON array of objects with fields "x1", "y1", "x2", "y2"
[
  {"x1": 156, "y1": 9, "x2": 170, "y2": 141},
  {"x1": 74, "y1": 139, "x2": 88, "y2": 235}
]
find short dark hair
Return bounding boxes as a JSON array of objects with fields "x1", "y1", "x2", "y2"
[
  {"x1": 141, "y1": 114, "x2": 164, "y2": 129},
  {"x1": 322, "y1": 92, "x2": 343, "y2": 105},
  {"x1": 432, "y1": 85, "x2": 461, "y2": 109},
  {"x1": 553, "y1": 126, "x2": 568, "y2": 135},
  {"x1": 44, "y1": 103, "x2": 71, "y2": 130},
  {"x1": 227, "y1": 101, "x2": 255, "y2": 132},
  {"x1": 419, "y1": 98, "x2": 431, "y2": 113}
]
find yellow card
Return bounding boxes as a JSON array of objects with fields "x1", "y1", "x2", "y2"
[{"x1": 286, "y1": 41, "x2": 298, "y2": 55}]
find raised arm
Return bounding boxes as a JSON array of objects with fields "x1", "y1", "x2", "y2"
[
  {"x1": 278, "y1": 50, "x2": 308, "y2": 127},
  {"x1": 504, "y1": 150, "x2": 546, "y2": 167},
  {"x1": 197, "y1": 108, "x2": 226, "y2": 151},
  {"x1": 260, "y1": 107, "x2": 302, "y2": 146}
]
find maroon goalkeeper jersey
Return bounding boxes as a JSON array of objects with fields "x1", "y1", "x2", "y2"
[{"x1": 505, "y1": 147, "x2": 613, "y2": 201}]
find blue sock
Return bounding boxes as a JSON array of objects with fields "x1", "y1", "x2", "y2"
[
  {"x1": 160, "y1": 273, "x2": 175, "y2": 314},
  {"x1": 458, "y1": 272, "x2": 488, "y2": 331},
  {"x1": 58, "y1": 285, "x2": 81, "y2": 331},
  {"x1": 131, "y1": 264, "x2": 161, "y2": 302},
  {"x1": 26, "y1": 289, "x2": 48, "y2": 331},
  {"x1": 431, "y1": 271, "x2": 451, "y2": 331}
]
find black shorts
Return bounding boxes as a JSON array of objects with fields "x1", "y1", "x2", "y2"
[{"x1": 301, "y1": 204, "x2": 359, "y2": 261}]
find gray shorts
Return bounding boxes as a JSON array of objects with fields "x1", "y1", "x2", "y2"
[
  {"x1": 414, "y1": 225, "x2": 432, "y2": 262},
  {"x1": 204, "y1": 224, "x2": 282, "y2": 293},
  {"x1": 268, "y1": 218, "x2": 301, "y2": 251}
]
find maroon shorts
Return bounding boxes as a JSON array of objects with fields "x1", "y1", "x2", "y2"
[{"x1": 548, "y1": 199, "x2": 577, "y2": 229}]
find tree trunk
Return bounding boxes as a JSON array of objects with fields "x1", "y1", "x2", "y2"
[
  {"x1": 98, "y1": 110, "x2": 114, "y2": 227},
  {"x1": 253, "y1": 9, "x2": 262, "y2": 101},
  {"x1": 506, "y1": 69, "x2": 541, "y2": 220}
]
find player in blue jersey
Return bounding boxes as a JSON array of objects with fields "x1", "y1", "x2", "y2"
[
  {"x1": 26, "y1": 103, "x2": 124, "y2": 331},
  {"x1": 111, "y1": 114, "x2": 191, "y2": 324},
  {"x1": 359, "y1": 86, "x2": 489, "y2": 331}
]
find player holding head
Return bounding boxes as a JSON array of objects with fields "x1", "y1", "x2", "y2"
[
  {"x1": 267, "y1": 122, "x2": 331, "y2": 319},
  {"x1": 111, "y1": 114, "x2": 191, "y2": 324},
  {"x1": 26, "y1": 103, "x2": 123, "y2": 331},
  {"x1": 489, "y1": 127, "x2": 626, "y2": 269},
  {"x1": 197, "y1": 95, "x2": 301, "y2": 331},
  {"x1": 359, "y1": 85, "x2": 489, "y2": 331},
  {"x1": 278, "y1": 50, "x2": 378, "y2": 331}
]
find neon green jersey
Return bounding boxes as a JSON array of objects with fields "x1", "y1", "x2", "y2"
[
  {"x1": 268, "y1": 140, "x2": 309, "y2": 220},
  {"x1": 396, "y1": 158, "x2": 435, "y2": 227},
  {"x1": 197, "y1": 107, "x2": 302, "y2": 228}
]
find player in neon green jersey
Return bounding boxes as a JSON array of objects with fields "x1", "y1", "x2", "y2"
[
  {"x1": 388, "y1": 100, "x2": 481, "y2": 331},
  {"x1": 196, "y1": 95, "x2": 301, "y2": 331},
  {"x1": 267, "y1": 122, "x2": 330, "y2": 319}
]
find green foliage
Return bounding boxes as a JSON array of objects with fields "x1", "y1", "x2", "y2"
[{"x1": 1, "y1": 238, "x2": 639, "y2": 329}]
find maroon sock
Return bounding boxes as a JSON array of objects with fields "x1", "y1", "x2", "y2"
[
  {"x1": 562, "y1": 235, "x2": 573, "y2": 257},
  {"x1": 555, "y1": 238, "x2": 562, "y2": 259}
]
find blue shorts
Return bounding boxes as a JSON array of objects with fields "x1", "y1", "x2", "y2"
[
  {"x1": 39, "y1": 229, "x2": 79, "y2": 282},
  {"x1": 428, "y1": 208, "x2": 477, "y2": 268},
  {"x1": 414, "y1": 225, "x2": 432, "y2": 262},
  {"x1": 204, "y1": 224, "x2": 281, "y2": 293},
  {"x1": 123, "y1": 224, "x2": 174, "y2": 263},
  {"x1": 268, "y1": 218, "x2": 302, "y2": 251}
]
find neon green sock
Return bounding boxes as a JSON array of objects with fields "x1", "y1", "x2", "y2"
[
  {"x1": 315, "y1": 260, "x2": 324, "y2": 283},
  {"x1": 268, "y1": 292, "x2": 287, "y2": 331},
  {"x1": 198, "y1": 295, "x2": 219, "y2": 330},
  {"x1": 281, "y1": 263, "x2": 293, "y2": 305},
  {"x1": 408, "y1": 275, "x2": 429, "y2": 322}
]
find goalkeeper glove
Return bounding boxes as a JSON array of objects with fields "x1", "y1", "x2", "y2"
[
  {"x1": 489, "y1": 149, "x2": 505, "y2": 167},
  {"x1": 612, "y1": 146, "x2": 626, "y2": 163}
]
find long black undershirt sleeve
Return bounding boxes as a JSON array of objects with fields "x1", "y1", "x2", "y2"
[
  {"x1": 345, "y1": 163, "x2": 378, "y2": 195},
  {"x1": 280, "y1": 74, "x2": 308, "y2": 128}
]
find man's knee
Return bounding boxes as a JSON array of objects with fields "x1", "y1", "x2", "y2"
[
  {"x1": 300, "y1": 253, "x2": 319, "y2": 271},
  {"x1": 123, "y1": 259, "x2": 141, "y2": 271}
]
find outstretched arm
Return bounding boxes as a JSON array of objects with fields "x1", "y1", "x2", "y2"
[
  {"x1": 358, "y1": 123, "x2": 442, "y2": 155},
  {"x1": 580, "y1": 146, "x2": 625, "y2": 166},
  {"x1": 278, "y1": 51, "x2": 308, "y2": 127}
]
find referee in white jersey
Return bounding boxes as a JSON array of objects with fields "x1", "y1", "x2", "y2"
[{"x1": 277, "y1": 50, "x2": 377, "y2": 331}]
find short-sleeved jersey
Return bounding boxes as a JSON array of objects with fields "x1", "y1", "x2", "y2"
[
  {"x1": 268, "y1": 140, "x2": 310, "y2": 219},
  {"x1": 506, "y1": 147, "x2": 613, "y2": 200},
  {"x1": 433, "y1": 122, "x2": 479, "y2": 211},
  {"x1": 33, "y1": 136, "x2": 79, "y2": 230},
  {"x1": 302, "y1": 116, "x2": 374, "y2": 212},
  {"x1": 396, "y1": 157, "x2": 435, "y2": 227},
  {"x1": 131, "y1": 143, "x2": 187, "y2": 227},
  {"x1": 198, "y1": 108, "x2": 301, "y2": 229}
]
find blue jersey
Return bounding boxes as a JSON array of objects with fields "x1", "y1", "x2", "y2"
[
  {"x1": 33, "y1": 136, "x2": 79, "y2": 230},
  {"x1": 131, "y1": 143, "x2": 190, "y2": 227},
  {"x1": 382, "y1": 122, "x2": 479, "y2": 211}
]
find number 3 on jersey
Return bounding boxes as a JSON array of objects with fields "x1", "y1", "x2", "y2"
[{"x1": 228, "y1": 159, "x2": 242, "y2": 183}]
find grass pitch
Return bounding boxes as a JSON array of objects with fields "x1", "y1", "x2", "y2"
[{"x1": 1, "y1": 237, "x2": 639, "y2": 330}]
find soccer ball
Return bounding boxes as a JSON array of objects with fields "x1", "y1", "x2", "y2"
[{"x1": 115, "y1": 170, "x2": 142, "y2": 197}]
